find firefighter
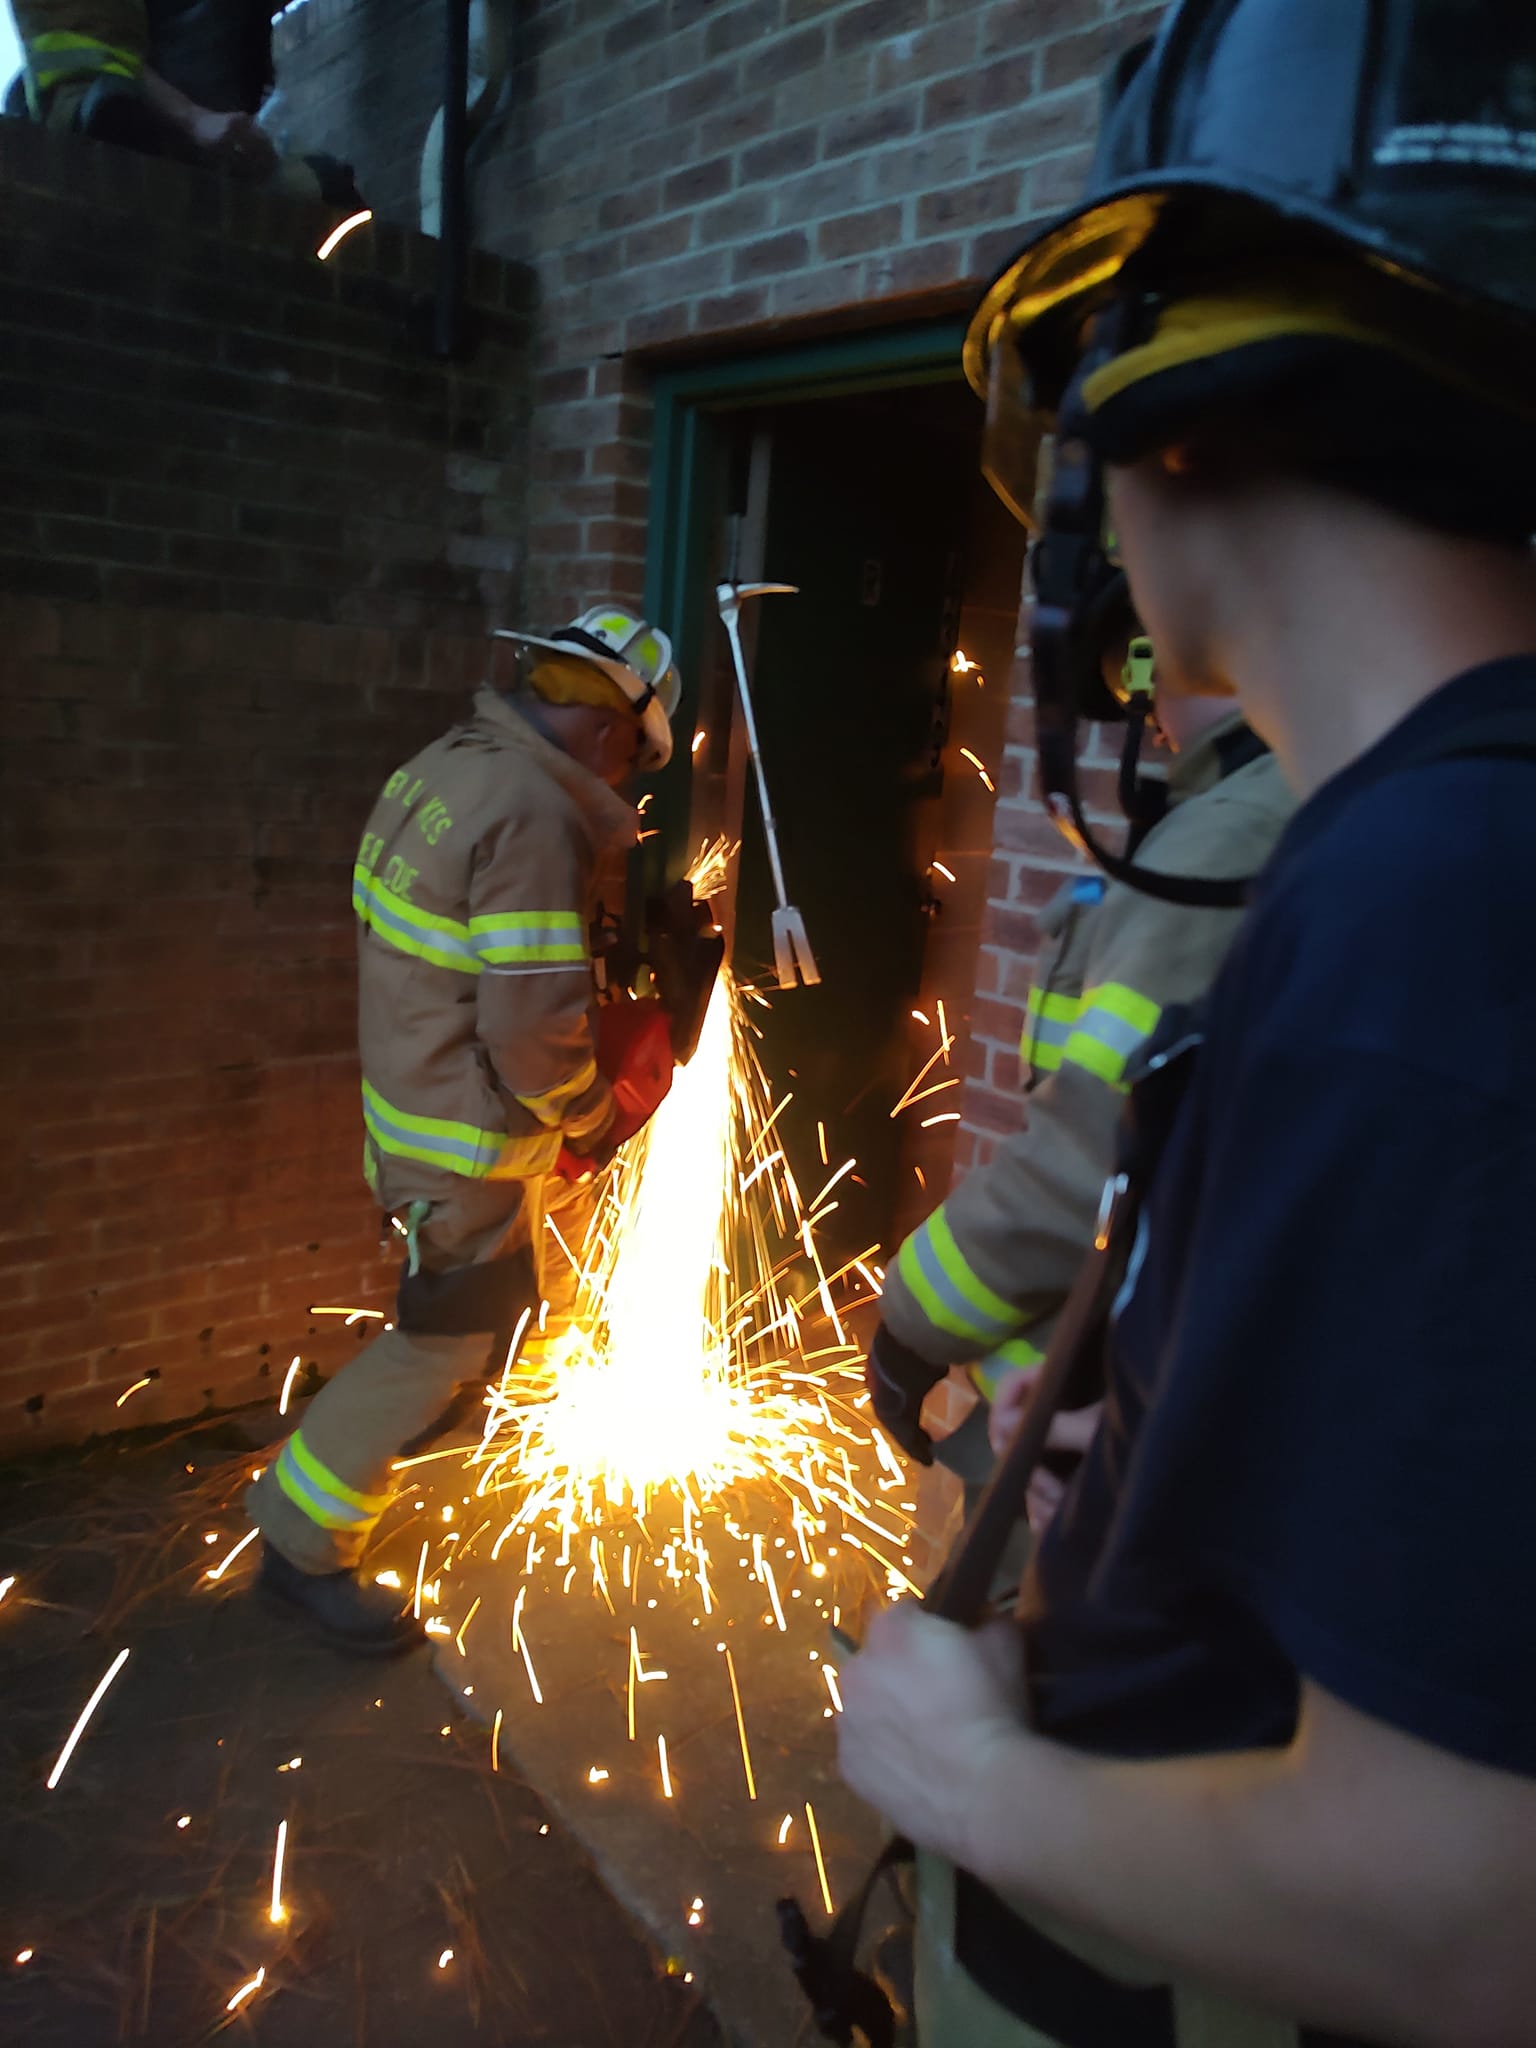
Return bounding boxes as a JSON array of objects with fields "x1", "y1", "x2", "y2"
[
  {"x1": 868, "y1": 621, "x2": 1292, "y2": 1498},
  {"x1": 837, "y1": 4, "x2": 1536, "y2": 2045},
  {"x1": 248, "y1": 606, "x2": 680, "y2": 1653}
]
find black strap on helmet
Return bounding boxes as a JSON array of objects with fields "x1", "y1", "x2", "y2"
[{"x1": 1030, "y1": 307, "x2": 1257, "y2": 910}]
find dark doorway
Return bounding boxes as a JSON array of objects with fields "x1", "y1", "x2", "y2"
[{"x1": 644, "y1": 341, "x2": 1026, "y2": 1267}]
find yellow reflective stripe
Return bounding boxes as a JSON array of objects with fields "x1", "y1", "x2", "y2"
[
  {"x1": 275, "y1": 1456, "x2": 358, "y2": 1531},
  {"x1": 353, "y1": 866, "x2": 479, "y2": 974},
  {"x1": 288, "y1": 1428, "x2": 390, "y2": 1512},
  {"x1": 274, "y1": 1429, "x2": 391, "y2": 1532},
  {"x1": 1027, "y1": 987, "x2": 1080, "y2": 1023},
  {"x1": 361, "y1": 1079, "x2": 506, "y2": 1177},
  {"x1": 27, "y1": 32, "x2": 143, "y2": 86},
  {"x1": 896, "y1": 1206, "x2": 1022, "y2": 1348},
  {"x1": 515, "y1": 1057, "x2": 601, "y2": 1131},
  {"x1": 1022, "y1": 984, "x2": 1081, "y2": 1067},
  {"x1": 469, "y1": 909, "x2": 587, "y2": 966},
  {"x1": 1061, "y1": 982, "x2": 1163, "y2": 1088}
]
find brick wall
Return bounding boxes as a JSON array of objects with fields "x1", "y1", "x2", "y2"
[
  {"x1": 275, "y1": 0, "x2": 1170, "y2": 1183},
  {"x1": 0, "y1": 118, "x2": 532, "y2": 1449}
]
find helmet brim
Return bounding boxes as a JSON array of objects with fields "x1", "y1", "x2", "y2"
[{"x1": 963, "y1": 173, "x2": 1513, "y2": 409}]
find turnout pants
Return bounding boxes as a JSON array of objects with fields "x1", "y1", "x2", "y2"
[{"x1": 248, "y1": 1179, "x2": 540, "y2": 1576}]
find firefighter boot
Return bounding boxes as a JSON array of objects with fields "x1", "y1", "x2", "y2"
[{"x1": 258, "y1": 1543, "x2": 426, "y2": 1656}]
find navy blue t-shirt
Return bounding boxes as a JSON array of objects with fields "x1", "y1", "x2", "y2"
[{"x1": 1025, "y1": 659, "x2": 1536, "y2": 1775}]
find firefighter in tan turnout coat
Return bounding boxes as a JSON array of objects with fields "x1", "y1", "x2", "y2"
[
  {"x1": 249, "y1": 607, "x2": 681, "y2": 1652},
  {"x1": 868, "y1": 656, "x2": 1293, "y2": 1488}
]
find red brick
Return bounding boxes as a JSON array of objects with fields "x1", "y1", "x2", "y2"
[
  {"x1": 1041, "y1": 7, "x2": 1168, "y2": 94},
  {"x1": 815, "y1": 202, "x2": 904, "y2": 262},
  {"x1": 865, "y1": 237, "x2": 967, "y2": 300},
  {"x1": 916, "y1": 168, "x2": 1024, "y2": 237},
  {"x1": 740, "y1": 125, "x2": 820, "y2": 185},
  {"x1": 661, "y1": 154, "x2": 734, "y2": 210},
  {"x1": 598, "y1": 180, "x2": 662, "y2": 230},
  {"x1": 756, "y1": 23, "x2": 828, "y2": 83},
  {"x1": 824, "y1": 98, "x2": 918, "y2": 158},
  {"x1": 1025, "y1": 145, "x2": 1096, "y2": 214},
  {"x1": 729, "y1": 228, "x2": 811, "y2": 282},
  {"x1": 978, "y1": 87, "x2": 1097, "y2": 170},
  {"x1": 694, "y1": 286, "x2": 771, "y2": 334},
  {"x1": 832, "y1": 0, "x2": 926, "y2": 54}
]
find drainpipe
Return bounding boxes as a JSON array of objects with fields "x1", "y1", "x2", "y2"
[{"x1": 434, "y1": 0, "x2": 470, "y2": 360}]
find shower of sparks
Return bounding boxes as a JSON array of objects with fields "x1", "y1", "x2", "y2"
[
  {"x1": 469, "y1": 939, "x2": 885, "y2": 1566},
  {"x1": 692, "y1": 730, "x2": 707, "y2": 754},
  {"x1": 931, "y1": 859, "x2": 956, "y2": 882},
  {"x1": 46, "y1": 1648, "x2": 131, "y2": 1789},
  {"x1": 16, "y1": 1948, "x2": 34, "y2": 1964},
  {"x1": 205, "y1": 1527, "x2": 260, "y2": 1584},
  {"x1": 116, "y1": 1376, "x2": 153, "y2": 1407},
  {"x1": 438, "y1": 1947, "x2": 454, "y2": 1969},
  {"x1": 225, "y1": 1966, "x2": 265, "y2": 2012},
  {"x1": 269, "y1": 1820, "x2": 289, "y2": 1924},
  {"x1": 354, "y1": 842, "x2": 938, "y2": 1895},
  {"x1": 777, "y1": 1813, "x2": 794, "y2": 1845},
  {"x1": 278, "y1": 1355, "x2": 302, "y2": 1415},
  {"x1": 0, "y1": 1576, "x2": 14, "y2": 1606},
  {"x1": 821, "y1": 1663, "x2": 844, "y2": 1713},
  {"x1": 805, "y1": 1801, "x2": 834, "y2": 1915},
  {"x1": 921, "y1": 1111, "x2": 962, "y2": 1128},
  {"x1": 951, "y1": 650, "x2": 980, "y2": 675}
]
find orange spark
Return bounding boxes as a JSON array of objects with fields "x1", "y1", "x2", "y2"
[
  {"x1": 805, "y1": 1801, "x2": 834, "y2": 1915},
  {"x1": 46, "y1": 1648, "x2": 130, "y2": 1789},
  {"x1": 316, "y1": 208, "x2": 373, "y2": 260},
  {"x1": 723, "y1": 1648, "x2": 756, "y2": 1800}
]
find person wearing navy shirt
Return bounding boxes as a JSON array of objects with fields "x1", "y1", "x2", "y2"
[{"x1": 836, "y1": 7, "x2": 1536, "y2": 2046}]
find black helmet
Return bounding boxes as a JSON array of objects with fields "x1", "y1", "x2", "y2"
[
  {"x1": 967, "y1": 0, "x2": 1536, "y2": 908},
  {"x1": 967, "y1": 0, "x2": 1536, "y2": 419}
]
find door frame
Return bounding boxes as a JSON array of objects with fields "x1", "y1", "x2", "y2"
[{"x1": 638, "y1": 319, "x2": 969, "y2": 891}]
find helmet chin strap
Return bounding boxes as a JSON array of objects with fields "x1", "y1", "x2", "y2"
[{"x1": 1030, "y1": 328, "x2": 1255, "y2": 911}]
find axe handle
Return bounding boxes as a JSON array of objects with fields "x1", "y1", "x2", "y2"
[{"x1": 721, "y1": 610, "x2": 793, "y2": 912}]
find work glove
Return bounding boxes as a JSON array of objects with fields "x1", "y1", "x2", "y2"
[{"x1": 865, "y1": 1323, "x2": 945, "y2": 1466}]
